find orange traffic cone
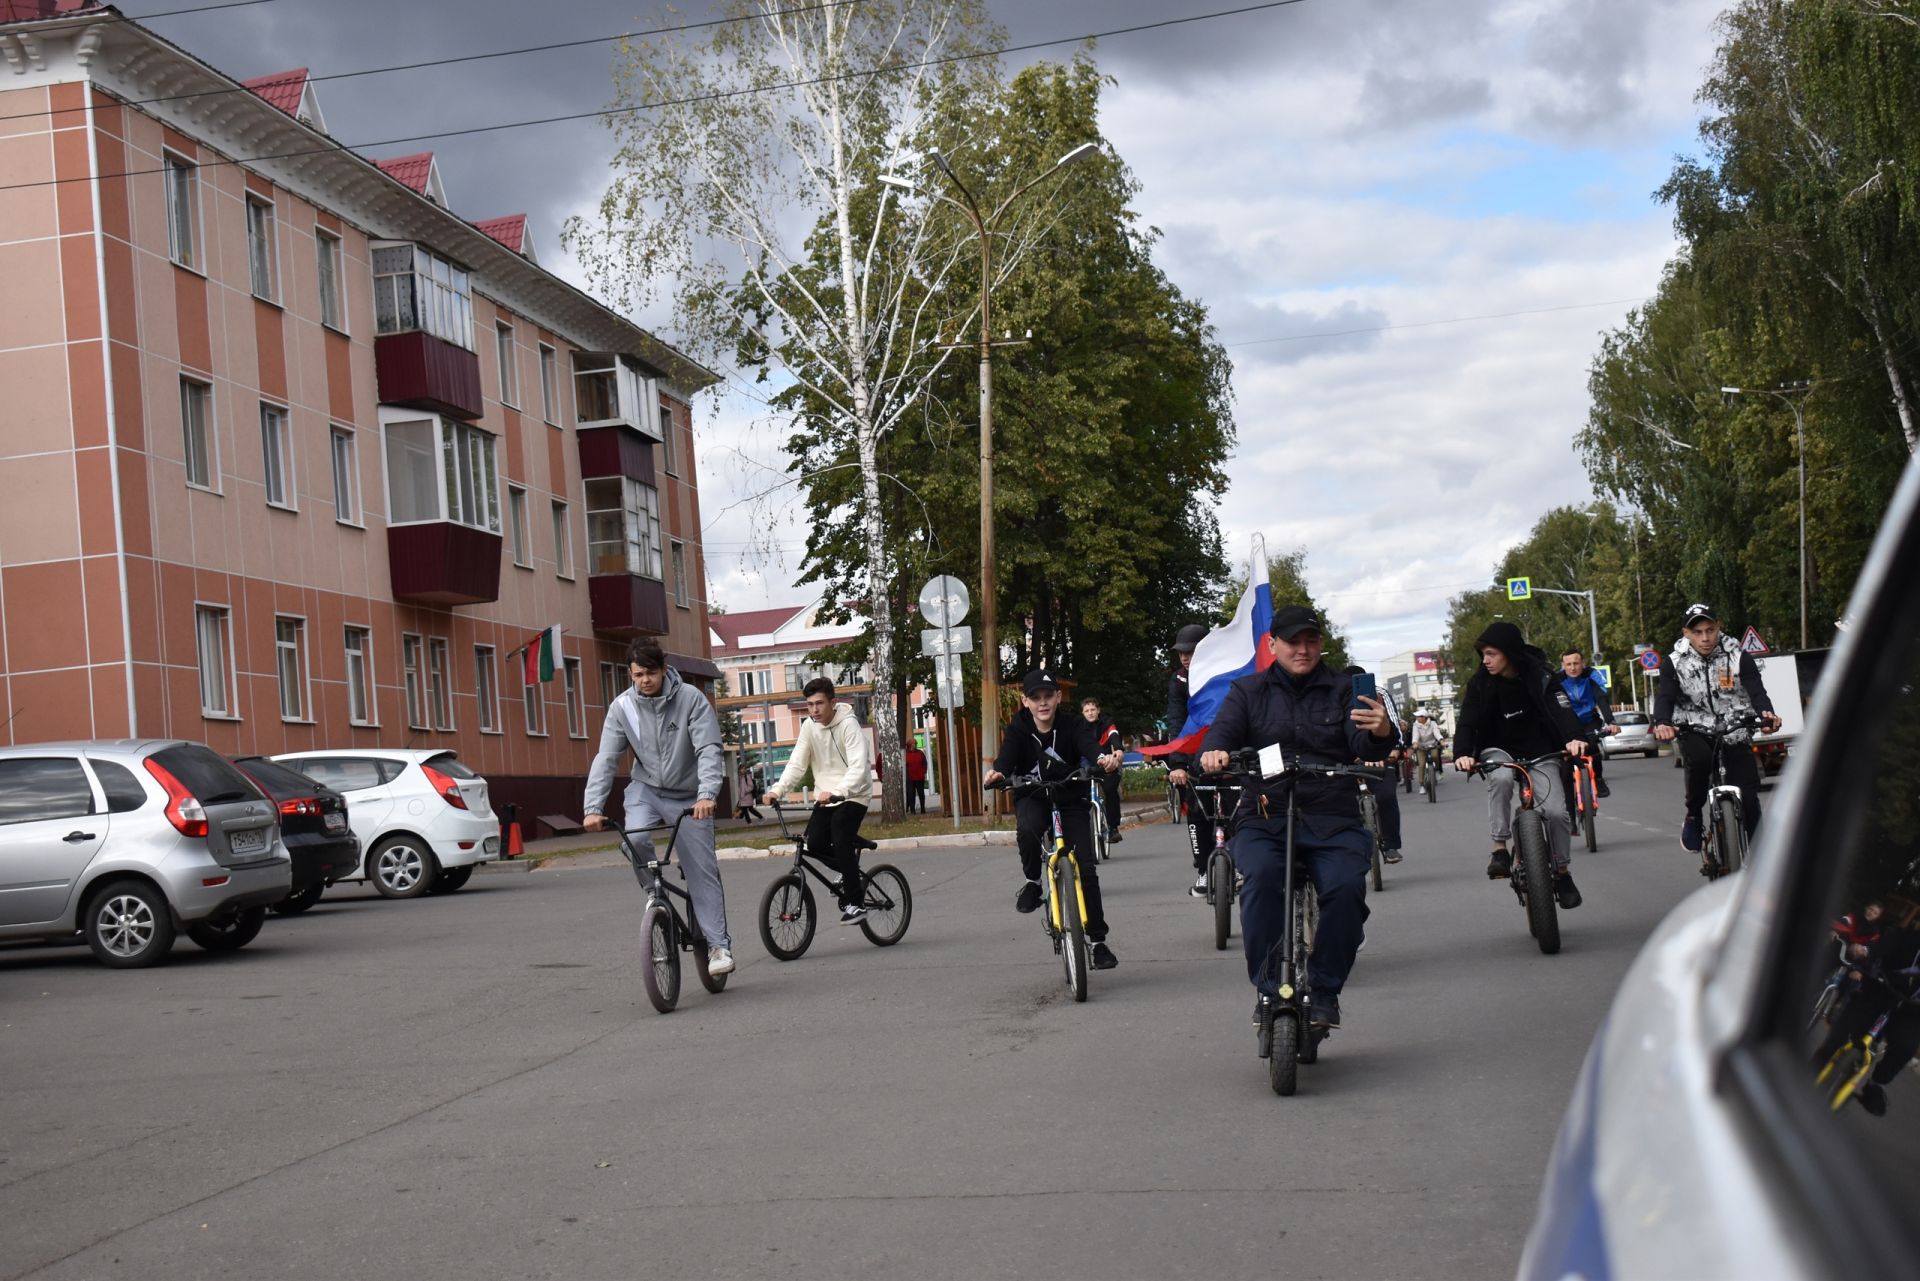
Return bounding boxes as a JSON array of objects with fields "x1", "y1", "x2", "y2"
[{"x1": 506, "y1": 821, "x2": 524, "y2": 858}]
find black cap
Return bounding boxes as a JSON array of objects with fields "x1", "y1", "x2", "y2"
[
  {"x1": 1682, "y1": 602, "x2": 1718, "y2": 627},
  {"x1": 1271, "y1": 605, "x2": 1325, "y2": 641},
  {"x1": 1172, "y1": 623, "x2": 1208, "y2": 653},
  {"x1": 1022, "y1": 670, "x2": 1061, "y2": 696}
]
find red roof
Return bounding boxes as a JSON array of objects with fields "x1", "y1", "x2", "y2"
[
  {"x1": 242, "y1": 68, "x2": 308, "y2": 117},
  {"x1": 375, "y1": 152, "x2": 435, "y2": 195},
  {"x1": 1, "y1": 1, "x2": 99, "y2": 21},
  {"x1": 472, "y1": 214, "x2": 528, "y2": 254},
  {"x1": 709, "y1": 606, "x2": 808, "y2": 656}
]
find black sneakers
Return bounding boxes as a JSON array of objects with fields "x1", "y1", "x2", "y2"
[
  {"x1": 1554, "y1": 871, "x2": 1583, "y2": 910},
  {"x1": 1015, "y1": 880, "x2": 1042, "y2": 914},
  {"x1": 1487, "y1": 848, "x2": 1513, "y2": 879},
  {"x1": 1681, "y1": 812, "x2": 1703, "y2": 852},
  {"x1": 1381, "y1": 847, "x2": 1403, "y2": 864},
  {"x1": 1309, "y1": 994, "x2": 1341, "y2": 1029},
  {"x1": 837, "y1": 903, "x2": 867, "y2": 926},
  {"x1": 1596, "y1": 780, "x2": 1612, "y2": 799},
  {"x1": 1091, "y1": 942, "x2": 1118, "y2": 970}
]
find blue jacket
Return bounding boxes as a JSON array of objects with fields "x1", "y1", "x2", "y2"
[
  {"x1": 1558, "y1": 670, "x2": 1614, "y2": 727},
  {"x1": 1200, "y1": 661, "x2": 1397, "y2": 822}
]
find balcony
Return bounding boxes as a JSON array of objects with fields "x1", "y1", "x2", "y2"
[
  {"x1": 387, "y1": 522, "x2": 502, "y2": 605},
  {"x1": 578, "y1": 425, "x2": 658, "y2": 484},
  {"x1": 588, "y1": 573, "x2": 669, "y2": 637},
  {"x1": 375, "y1": 330, "x2": 483, "y2": 421}
]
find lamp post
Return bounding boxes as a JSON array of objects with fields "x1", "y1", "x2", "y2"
[
  {"x1": 1720, "y1": 382, "x2": 1812, "y2": 649},
  {"x1": 883, "y1": 141, "x2": 1097, "y2": 769}
]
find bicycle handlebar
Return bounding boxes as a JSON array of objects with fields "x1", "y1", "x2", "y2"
[
  {"x1": 615, "y1": 814, "x2": 690, "y2": 866},
  {"x1": 986, "y1": 767, "x2": 1095, "y2": 796}
]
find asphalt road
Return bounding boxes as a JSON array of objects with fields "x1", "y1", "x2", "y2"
[{"x1": 1, "y1": 751, "x2": 1713, "y2": 1280}]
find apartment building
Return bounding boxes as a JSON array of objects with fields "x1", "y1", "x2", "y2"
[{"x1": 0, "y1": 2, "x2": 719, "y2": 820}]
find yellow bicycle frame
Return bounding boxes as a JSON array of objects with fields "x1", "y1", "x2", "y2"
[
  {"x1": 1045, "y1": 835, "x2": 1090, "y2": 935},
  {"x1": 1817, "y1": 1038, "x2": 1877, "y2": 1110}
]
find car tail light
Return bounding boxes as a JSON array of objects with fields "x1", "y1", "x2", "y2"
[
  {"x1": 279, "y1": 797, "x2": 321, "y2": 818},
  {"x1": 144, "y1": 758, "x2": 209, "y2": 837},
  {"x1": 420, "y1": 763, "x2": 469, "y2": 809}
]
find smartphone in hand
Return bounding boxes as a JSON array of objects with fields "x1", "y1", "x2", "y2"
[{"x1": 1351, "y1": 672, "x2": 1377, "y2": 702}]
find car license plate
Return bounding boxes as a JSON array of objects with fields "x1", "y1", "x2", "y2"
[
  {"x1": 483, "y1": 836, "x2": 500, "y2": 855},
  {"x1": 230, "y1": 827, "x2": 268, "y2": 856},
  {"x1": 323, "y1": 811, "x2": 346, "y2": 834}
]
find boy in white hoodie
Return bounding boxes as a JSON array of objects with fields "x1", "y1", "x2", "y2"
[{"x1": 765, "y1": 677, "x2": 874, "y2": 924}]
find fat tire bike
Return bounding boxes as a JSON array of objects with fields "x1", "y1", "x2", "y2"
[
  {"x1": 1468, "y1": 749, "x2": 1567, "y2": 957},
  {"x1": 1186, "y1": 772, "x2": 1247, "y2": 952},
  {"x1": 757, "y1": 801, "x2": 911, "y2": 960},
  {"x1": 989, "y1": 768, "x2": 1099, "y2": 1003},
  {"x1": 617, "y1": 817, "x2": 729, "y2": 1015}
]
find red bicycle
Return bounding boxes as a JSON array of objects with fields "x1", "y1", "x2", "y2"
[{"x1": 1566, "y1": 754, "x2": 1600, "y2": 853}]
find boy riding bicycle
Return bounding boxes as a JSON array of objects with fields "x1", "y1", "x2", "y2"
[
  {"x1": 984, "y1": 671, "x2": 1124, "y2": 969},
  {"x1": 764, "y1": 676, "x2": 875, "y2": 926},
  {"x1": 1650, "y1": 603, "x2": 1781, "y2": 850}
]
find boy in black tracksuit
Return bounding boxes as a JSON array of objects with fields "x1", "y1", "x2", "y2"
[{"x1": 987, "y1": 670, "x2": 1124, "y2": 969}]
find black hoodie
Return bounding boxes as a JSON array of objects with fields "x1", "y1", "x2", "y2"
[
  {"x1": 1452, "y1": 621, "x2": 1588, "y2": 761},
  {"x1": 993, "y1": 707, "x2": 1105, "y2": 810}
]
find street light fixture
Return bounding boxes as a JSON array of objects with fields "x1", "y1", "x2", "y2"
[
  {"x1": 1721, "y1": 382, "x2": 1813, "y2": 649},
  {"x1": 887, "y1": 142, "x2": 1098, "y2": 768}
]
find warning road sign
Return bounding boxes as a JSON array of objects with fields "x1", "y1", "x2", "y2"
[
  {"x1": 1638, "y1": 649, "x2": 1661, "y2": 671},
  {"x1": 1739, "y1": 626, "x2": 1770, "y2": 656}
]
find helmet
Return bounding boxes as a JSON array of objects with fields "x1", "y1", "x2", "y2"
[{"x1": 1173, "y1": 624, "x2": 1208, "y2": 653}]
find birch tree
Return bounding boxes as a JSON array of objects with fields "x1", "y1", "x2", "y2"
[{"x1": 564, "y1": 1, "x2": 1005, "y2": 821}]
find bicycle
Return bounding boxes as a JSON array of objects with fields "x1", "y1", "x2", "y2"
[
  {"x1": 1089, "y1": 773, "x2": 1113, "y2": 862},
  {"x1": 617, "y1": 817, "x2": 729, "y2": 1015},
  {"x1": 1416, "y1": 745, "x2": 1442, "y2": 803},
  {"x1": 987, "y1": 768, "x2": 1098, "y2": 1002},
  {"x1": 1399, "y1": 751, "x2": 1414, "y2": 795},
  {"x1": 1466, "y1": 749, "x2": 1566, "y2": 957},
  {"x1": 1807, "y1": 940, "x2": 1857, "y2": 1034},
  {"x1": 1185, "y1": 772, "x2": 1246, "y2": 951},
  {"x1": 1815, "y1": 966, "x2": 1920, "y2": 1110},
  {"x1": 1356, "y1": 766, "x2": 1387, "y2": 893},
  {"x1": 1566, "y1": 752, "x2": 1600, "y2": 854},
  {"x1": 1683, "y1": 711, "x2": 1771, "y2": 881},
  {"x1": 757, "y1": 801, "x2": 912, "y2": 961}
]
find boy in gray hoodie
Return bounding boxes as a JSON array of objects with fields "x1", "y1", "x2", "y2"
[{"x1": 583, "y1": 638, "x2": 734, "y2": 974}]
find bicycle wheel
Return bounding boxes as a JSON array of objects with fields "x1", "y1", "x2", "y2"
[
  {"x1": 1094, "y1": 808, "x2": 1111, "y2": 862},
  {"x1": 1269, "y1": 1011, "x2": 1301, "y2": 1096},
  {"x1": 1058, "y1": 860, "x2": 1089, "y2": 1003},
  {"x1": 1581, "y1": 772, "x2": 1599, "y2": 853},
  {"x1": 1424, "y1": 756, "x2": 1437, "y2": 803},
  {"x1": 685, "y1": 905, "x2": 729, "y2": 994},
  {"x1": 1294, "y1": 880, "x2": 1319, "y2": 960},
  {"x1": 1370, "y1": 837, "x2": 1385, "y2": 893},
  {"x1": 757, "y1": 873, "x2": 816, "y2": 962},
  {"x1": 1715, "y1": 796, "x2": 1745, "y2": 876},
  {"x1": 1515, "y1": 812, "x2": 1560, "y2": 956},
  {"x1": 639, "y1": 900, "x2": 681, "y2": 1013},
  {"x1": 857, "y1": 865, "x2": 913, "y2": 946},
  {"x1": 1807, "y1": 984, "x2": 1840, "y2": 1034},
  {"x1": 1208, "y1": 849, "x2": 1234, "y2": 951}
]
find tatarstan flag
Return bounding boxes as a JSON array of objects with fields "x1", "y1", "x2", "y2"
[{"x1": 523, "y1": 624, "x2": 562, "y2": 685}]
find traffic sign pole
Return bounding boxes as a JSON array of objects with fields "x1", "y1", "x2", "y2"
[{"x1": 918, "y1": 576, "x2": 973, "y2": 831}]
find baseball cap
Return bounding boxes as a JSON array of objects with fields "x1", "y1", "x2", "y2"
[
  {"x1": 1682, "y1": 602, "x2": 1718, "y2": 627},
  {"x1": 1415, "y1": 709, "x2": 1430, "y2": 718},
  {"x1": 1271, "y1": 605, "x2": 1325, "y2": 641},
  {"x1": 1022, "y1": 670, "x2": 1061, "y2": 696}
]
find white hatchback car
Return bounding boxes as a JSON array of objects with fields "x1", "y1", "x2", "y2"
[{"x1": 272, "y1": 750, "x2": 499, "y2": 898}]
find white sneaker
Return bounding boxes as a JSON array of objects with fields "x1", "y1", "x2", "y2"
[
  {"x1": 706, "y1": 946, "x2": 735, "y2": 976},
  {"x1": 1188, "y1": 874, "x2": 1209, "y2": 899},
  {"x1": 838, "y1": 903, "x2": 867, "y2": 926}
]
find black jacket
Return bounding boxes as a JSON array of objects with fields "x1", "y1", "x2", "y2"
[
  {"x1": 1453, "y1": 647, "x2": 1588, "y2": 761},
  {"x1": 1199, "y1": 661, "x2": 1396, "y2": 819},
  {"x1": 994, "y1": 708, "x2": 1105, "y2": 810}
]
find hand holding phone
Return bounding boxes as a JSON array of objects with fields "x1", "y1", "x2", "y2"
[{"x1": 1351, "y1": 672, "x2": 1377, "y2": 701}]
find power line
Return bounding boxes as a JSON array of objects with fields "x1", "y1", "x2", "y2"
[
  {"x1": 0, "y1": 0, "x2": 1313, "y2": 193},
  {"x1": 108, "y1": 0, "x2": 279, "y2": 21},
  {"x1": 1223, "y1": 297, "x2": 1649, "y2": 348}
]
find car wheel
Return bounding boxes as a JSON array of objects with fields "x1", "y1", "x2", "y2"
[
  {"x1": 367, "y1": 836, "x2": 439, "y2": 899},
  {"x1": 272, "y1": 881, "x2": 326, "y2": 915},
  {"x1": 83, "y1": 879, "x2": 177, "y2": 968},
  {"x1": 428, "y1": 865, "x2": 474, "y2": 895},
  {"x1": 186, "y1": 906, "x2": 267, "y2": 952}
]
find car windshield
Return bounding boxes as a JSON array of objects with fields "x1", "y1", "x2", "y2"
[{"x1": 1615, "y1": 712, "x2": 1649, "y2": 725}]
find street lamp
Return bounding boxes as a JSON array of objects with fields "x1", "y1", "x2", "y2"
[
  {"x1": 1721, "y1": 382, "x2": 1812, "y2": 649},
  {"x1": 883, "y1": 141, "x2": 1097, "y2": 768}
]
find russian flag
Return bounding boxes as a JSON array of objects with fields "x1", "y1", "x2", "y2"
[{"x1": 1145, "y1": 542, "x2": 1275, "y2": 757}]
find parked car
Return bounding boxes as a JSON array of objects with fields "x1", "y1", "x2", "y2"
[
  {"x1": 0, "y1": 740, "x2": 289, "y2": 967},
  {"x1": 271, "y1": 749, "x2": 499, "y2": 898},
  {"x1": 230, "y1": 756, "x2": 358, "y2": 915},
  {"x1": 1520, "y1": 452, "x2": 1920, "y2": 1278},
  {"x1": 1599, "y1": 709, "x2": 1660, "y2": 758}
]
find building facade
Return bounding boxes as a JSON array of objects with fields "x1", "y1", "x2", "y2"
[
  {"x1": 0, "y1": 3, "x2": 718, "y2": 820},
  {"x1": 1377, "y1": 649, "x2": 1458, "y2": 734}
]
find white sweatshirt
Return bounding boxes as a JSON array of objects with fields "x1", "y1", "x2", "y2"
[{"x1": 773, "y1": 703, "x2": 873, "y2": 804}]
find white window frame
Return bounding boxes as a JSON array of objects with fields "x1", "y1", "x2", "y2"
[
  {"x1": 599, "y1": 661, "x2": 622, "y2": 710},
  {"x1": 523, "y1": 670, "x2": 548, "y2": 738},
  {"x1": 401, "y1": 633, "x2": 426, "y2": 729},
  {"x1": 427, "y1": 637, "x2": 454, "y2": 731},
  {"x1": 552, "y1": 499, "x2": 573, "y2": 579},
  {"x1": 330, "y1": 425, "x2": 359, "y2": 525},
  {"x1": 246, "y1": 193, "x2": 278, "y2": 302},
  {"x1": 474, "y1": 645, "x2": 501, "y2": 734},
  {"x1": 583, "y1": 476, "x2": 662, "y2": 580},
  {"x1": 378, "y1": 409, "x2": 501, "y2": 533},
  {"x1": 260, "y1": 401, "x2": 294, "y2": 510},
  {"x1": 671, "y1": 540, "x2": 689, "y2": 608},
  {"x1": 739, "y1": 668, "x2": 772, "y2": 697},
  {"x1": 539, "y1": 344, "x2": 559, "y2": 425},
  {"x1": 275, "y1": 615, "x2": 310, "y2": 722},
  {"x1": 344, "y1": 625, "x2": 375, "y2": 726},
  {"x1": 563, "y1": 657, "x2": 585, "y2": 738},
  {"x1": 507, "y1": 485, "x2": 531, "y2": 567},
  {"x1": 371, "y1": 242, "x2": 473, "y2": 351},
  {"x1": 164, "y1": 151, "x2": 199, "y2": 271},
  {"x1": 572, "y1": 353, "x2": 661, "y2": 437},
  {"x1": 659, "y1": 396, "x2": 678, "y2": 475},
  {"x1": 315, "y1": 228, "x2": 345, "y2": 332},
  {"x1": 194, "y1": 603, "x2": 235, "y2": 718},
  {"x1": 180, "y1": 377, "x2": 216, "y2": 491},
  {"x1": 495, "y1": 322, "x2": 518, "y2": 407}
]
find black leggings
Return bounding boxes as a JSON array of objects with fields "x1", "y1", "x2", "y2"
[
  {"x1": 806, "y1": 802, "x2": 867, "y2": 906},
  {"x1": 1679, "y1": 733, "x2": 1763, "y2": 835}
]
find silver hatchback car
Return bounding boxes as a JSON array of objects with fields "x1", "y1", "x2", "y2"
[{"x1": 0, "y1": 740, "x2": 290, "y2": 967}]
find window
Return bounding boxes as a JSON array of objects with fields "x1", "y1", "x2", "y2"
[
  {"x1": 552, "y1": 500, "x2": 573, "y2": 578},
  {"x1": 91, "y1": 760, "x2": 148, "y2": 812},
  {"x1": 600, "y1": 661, "x2": 622, "y2": 710},
  {"x1": 164, "y1": 152, "x2": 198, "y2": 269},
  {"x1": 401, "y1": 633, "x2": 426, "y2": 729},
  {"x1": 0, "y1": 758, "x2": 96, "y2": 825},
  {"x1": 495, "y1": 323, "x2": 518, "y2": 406},
  {"x1": 371, "y1": 243, "x2": 473, "y2": 350},
  {"x1": 743, "y1": 718, "x2": 777, "y2": 746},
  {"x1": 180, "y1": 379, "x2": 213, "y2": 489},
  {"x1": 785, "y1": 662, "x2": 820, "y2": 690},
  {"x1": 507, "y1": 486, "x2": 530, "y2": 567},
  {"x1": 316, "y1": 229, "x2": 344, "y2": 330},
  {"x1": 246, "y1": 194, "x2": 277, "y2": 300},
  {"x1": 474, "y1": 646, "x2": 501, "y2": 733},
  {"x1": 671, "y1": 540, "x2": 690, "y2": 608},
  {"x1": 572, "y1": 352, "x2": 660, "y2": 434},
  {"x1": 522, "y1": 671, "x2": 547, "y2": 737},
  {"x1": 382, "y1": 416, "x2": 500, "y2": 532},
  {"x1": 330, "y1": 426, "x2": 358, "y2": 523},
  {"x1": 564, "y1": 657, "x2": 585, "y2": 738},
  {"x1": 583, "y1": 476, "x2": 662, "y2": 579},
  {"x1": 294, "y1": 756, "x2": 402, "y2": 792},
  {"x1": 344, "y1": 626, "x2": 374, "y2": 725},
  {"x1": 660, "y1": 396, "x2": 678, "y2": 474},
  {"x1": 539, "y1": 344, "x2": 558, "y2": 424},
  {"x1": 260, "y1": 403, "x2": 293, "y2": 508},
  {"x1": 739, "y1": 668, "x2": 772, "y2": 697},
  {"x1": 195, "y1": 605, "x2": 234, "y2": 716},
  {"x1": 427, "y1": 638, "x2": 453, "y2": 730},
  {"x1": 275, "y1": 616, "x2": 308, "y2": 720}
]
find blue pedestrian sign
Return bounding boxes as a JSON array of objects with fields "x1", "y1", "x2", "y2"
[{"x1": 1506, "y1": 577, "x2": 1532, "y2": 601}]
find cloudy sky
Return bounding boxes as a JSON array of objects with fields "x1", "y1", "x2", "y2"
[{"x1": 149, "y1": 0, "x2": 1728, "y2": 664}]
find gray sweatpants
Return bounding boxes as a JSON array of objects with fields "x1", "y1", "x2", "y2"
[
  {"x1": 1485, "y1": 769, "x2": 1573, "y2": 872},
  {"x1": 626, "y1": 779, "x2": 731, "y2": 950}
]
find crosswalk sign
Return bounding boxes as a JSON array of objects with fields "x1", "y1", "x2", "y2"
[
  {"x1": 1593, "y1": 664, "x2": 1612, "y2": 690},
  {"x1": 1739, "y1": 626, "x2": 1770, "y2": 656},
  {"x1": 1506, "y1": 577, "x2": 1531, "y2": 601}
]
